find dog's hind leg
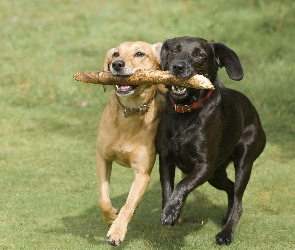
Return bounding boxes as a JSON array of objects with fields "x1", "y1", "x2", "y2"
[
  {"x1": 215, "y1": 146, "x2": 258, "y2": 244},
  {"x1": 215, "y1": 153, "x2": 252, "y2": 245},
  {"x1": 208, "y1": 159, "x2": 234, "y2": 226},
  {"x1": 97, "y1": 154, "x2": 117, "y2": 226},
  {"x1": 215, "y1": 124, "x2": 265, "y2": 245}
]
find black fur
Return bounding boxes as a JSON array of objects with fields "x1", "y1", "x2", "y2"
[{"x1": 156, "y1": 36, "x2": 266, "y2": 245}]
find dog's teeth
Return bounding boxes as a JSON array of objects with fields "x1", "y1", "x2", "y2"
[{"x1": 172, "y1": 86, "x2": 186, "y2": 94}]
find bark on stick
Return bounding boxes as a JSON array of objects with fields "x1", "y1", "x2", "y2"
[{"x1": 73, "y1": 70, "x2": 214, "y2": 89}]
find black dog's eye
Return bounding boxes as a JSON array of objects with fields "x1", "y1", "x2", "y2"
[
  {"x1": 171, "y1": 45, "x2": 181, "y2": 53},
  {"x1": 113, "y1": 52, "x2": 119, "y2": 58},
  {"x1": 194, "y1": 51, "x2": 205, "y2": 58},
  {"x1": 135, "y1": 51, "x2": 145, "y2": 57}
]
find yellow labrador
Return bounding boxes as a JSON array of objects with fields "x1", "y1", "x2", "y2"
[{"x1": 96, "y1": 41, "x2": 165, "y2": 245}]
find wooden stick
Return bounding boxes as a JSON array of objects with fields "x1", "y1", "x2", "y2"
[{"x1": 73, "y1": 70, "x2": 214, "y2": 89}]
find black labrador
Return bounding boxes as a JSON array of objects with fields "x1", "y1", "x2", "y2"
[{"x1": 156, "y1": 36, "x2": 266, "y2": 245}]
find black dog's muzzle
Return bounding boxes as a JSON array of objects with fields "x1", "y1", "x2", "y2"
[{"x1": 170, "y1": 60, "x2": 193, "y2": 79}]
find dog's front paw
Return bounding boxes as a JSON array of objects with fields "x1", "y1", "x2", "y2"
[
  {"x1": 160, "y1": 202, "x2": 181, "y2": 226},
  {"x1": 215, "y1": 230, "x2": 234, "y2": 245},
  {"x1": 101, "y1": 208, "x2": 118, "y2": 226},
  {"x1": 106, "y1": 221, "x2": 127, "y2": 246}
]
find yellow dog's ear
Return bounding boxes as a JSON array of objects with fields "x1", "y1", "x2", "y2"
[
  {"x1": 151, "y1": 42, "x2": 163, "y2": 68},
  {"x1": 103, "y1": 48, "x2": 115, "y2": 71}
]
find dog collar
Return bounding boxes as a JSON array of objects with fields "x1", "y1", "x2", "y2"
[
  {"x1": 116, "y1": 90, "x2": 156, "y2": 118},
  {"x1": 170, "y1": 90, "x2": 214, "y2": 113}
]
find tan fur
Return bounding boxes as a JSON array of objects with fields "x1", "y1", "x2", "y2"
[{"x1": 96, "y1": 41, "x2": 165, "y2": 245}]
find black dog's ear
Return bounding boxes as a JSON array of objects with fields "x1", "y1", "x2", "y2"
[
  {"x1": 210, "y1": 42, "x2": 244, "y2": 81},
  {"x1": 160, "y1": 39, "x2": 173, "y2": 71}
]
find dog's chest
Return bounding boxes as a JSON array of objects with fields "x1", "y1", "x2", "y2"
[
  {"x1": 169, "y1": 123, "x2": 201, "y2": 170},
  {"x1": 98, "y1": 116, "x2": 158, "y2": 168},
  {"x1": 108, "y1": 146, "x2": 132, "y2": 167},
  {"x1": 170, "y1": 128, "x2": 194, "y2": 150},
  {"x1": 101, "y1": 132, "x2": 144, "y2": 163}
]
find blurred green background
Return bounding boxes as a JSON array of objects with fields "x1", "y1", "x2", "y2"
[{"x1": 1, "y1": 0, "x2": 294, "y2": 249}]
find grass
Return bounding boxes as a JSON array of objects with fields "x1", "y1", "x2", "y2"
[{"x1": 0, "y1": 0, "x2": 294, "y2": 249}]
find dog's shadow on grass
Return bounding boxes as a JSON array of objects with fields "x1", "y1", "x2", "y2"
[{"x1": 49, "y1": 181, "x2": 227, "y2": 248}]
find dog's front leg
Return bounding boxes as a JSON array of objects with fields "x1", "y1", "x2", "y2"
[
  {"x1": 97, "y1": 154, "x2": 117, "y2": 226},
  {"x1": 161, "y1": 163, "x2": 214, "y2": 226},
  {"x1": 159, "y1": 154, "x2": 176, "y2": 209},
  {"x1": 107, "y1": 170, "x2": 151, "y2": 246},
  {"x1": 159, "y1": 153, "x2": 186, "y2": 224}
]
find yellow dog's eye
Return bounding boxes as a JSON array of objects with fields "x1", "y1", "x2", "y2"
[
  {"x1": 113, "y1": 52, "x2": 119, "y2": 57},
  {"x1": 135, "y1": 52, "x2": 145, "y2": 57}
]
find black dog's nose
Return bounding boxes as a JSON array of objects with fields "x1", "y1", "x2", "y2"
[
  {"x1": 112, "y1": 60, "x2": 125, "y2": 71},
  {"x1": 172, "y1": 62, "x2": 185, "y2": 74}
]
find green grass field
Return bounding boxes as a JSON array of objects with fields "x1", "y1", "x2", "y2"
[{"x1": 1, "y1": 0, "x2": 294, "y2": 249}]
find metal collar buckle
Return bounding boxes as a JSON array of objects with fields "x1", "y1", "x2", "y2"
[
  {"x1": 174, "y1": 104, "x2": 191, "y2": 113},
  {"x1": 139, "y1": 104, "x2": 149, "y2": 115}
]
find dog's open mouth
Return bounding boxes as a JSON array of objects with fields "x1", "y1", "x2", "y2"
[
  {"x1": 172, "y1": 86, "x2": 187, "y2": 95},
  {"x1": 116, "y1": 84, "x2": 138, "y2": 97},
  {"x1": 113, "y1": 70, "x2": 139, "y2": 97},
  {"x1": 171, "y1": 86, "x2": 188, "y2": 100}
]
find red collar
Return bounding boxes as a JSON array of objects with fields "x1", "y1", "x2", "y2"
[{"x1": 170, "y1": 90, "x2": 214, "y2": 113}]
